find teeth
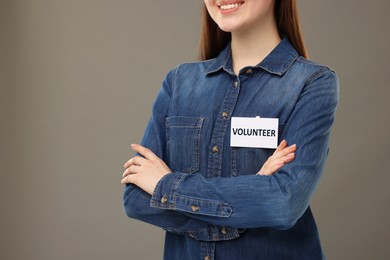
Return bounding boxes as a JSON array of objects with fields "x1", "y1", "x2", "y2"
[{"x1": 220, "y1": 3, "x2": 241, "y2": 10}]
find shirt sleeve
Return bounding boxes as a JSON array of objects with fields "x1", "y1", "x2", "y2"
[
  {"x1": 150, "y1": 68, "x2": 339, "y2": 230},
  {"x1": 122, "y1": 69, "x2": 241, "y2": 241}
]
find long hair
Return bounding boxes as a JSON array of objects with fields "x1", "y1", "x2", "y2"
[{"x1": 199, "y1": 0, "x2": 308, "y2": 60}]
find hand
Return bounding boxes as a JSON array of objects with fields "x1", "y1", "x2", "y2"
[
  {"x1": 121, "y1": 144, "x2": 171, "y2": 195},
  {"x1": 257, "y1": 140, "x2": 297, "y2": 176}
]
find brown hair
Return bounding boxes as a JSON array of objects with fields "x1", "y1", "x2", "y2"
[{"x1": 199, "y1": 0, "x2": 308, "y2": 60}]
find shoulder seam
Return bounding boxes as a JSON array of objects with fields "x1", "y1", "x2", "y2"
[
  {"x1": 306, "y1": 67, "x2": 334, "y2": 85},
  {"x1": 296, "y1": 56, "x2": 336, "y2": 72}
]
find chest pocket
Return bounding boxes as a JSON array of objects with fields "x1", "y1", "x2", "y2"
[{"x1": 166, "y1": 116, "x2": 204, "y2": 173}]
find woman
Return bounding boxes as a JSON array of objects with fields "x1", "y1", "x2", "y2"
[{"x1": 122, "y1": 0, "x2": 338, "y2": 259}]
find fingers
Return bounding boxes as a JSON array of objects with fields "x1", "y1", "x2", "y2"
[
  {"x1": 258, "y1": 153, "x2": 295, "y2": 176},
  {"x1": 275, "y1": 139, "x2": 288, "y2": 152},
  {"x1": 272, "y1": 142, "x2": 297, "y2": 160},
  {"x1": 122, "y1": 164, "x2": 142, "y2": 178},
  {"x1": 257, "y1": 141, "x2": 297, "y2": 176},
  {"x1": 123, "y1": 156, "x2": 146, "y2": 169},
  {"x1": 279, "y1": 144, "x2": 296, "y2": 157},
  {"x1": 122, "y1": 144, "x2": 162, "y2": 172},
  {"x1": 130, "y1": 144, "x2": 159, "y2": 161},
  {"x1": 283, "y1": 152, "x2": 295, "y2": 163},
  {"x1": 122, "y1": 144, "x2": 156, "y2": 169},
  {"x1": 266, "y1": 161, "x2": 284, "y2": 175},
  {"x1": 270, "y1": 152, "x2": 296, "y2": 170},
  {"x1": 121, "y1": 171, "x2": 138, "y2": 184},
  {"x1": 123, "y1": 154, "x2": 147, "y2": 178}
]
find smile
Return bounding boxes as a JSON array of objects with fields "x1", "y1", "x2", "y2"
[{"x1": 218, "y1": 1, "x2": 244, "y2": 11}]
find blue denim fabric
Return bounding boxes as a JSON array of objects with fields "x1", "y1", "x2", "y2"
[{"x1": 123, "y1": 38, "x2": 339, "y2": 260}]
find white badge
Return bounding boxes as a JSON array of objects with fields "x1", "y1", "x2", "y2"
[{"x1": 230, "y1": 116, "x2": 279, "y2": 149}]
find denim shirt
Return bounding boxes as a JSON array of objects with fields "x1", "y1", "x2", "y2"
[{"x1": 123, "y1": 38, "x2": 339, "y2": 260}]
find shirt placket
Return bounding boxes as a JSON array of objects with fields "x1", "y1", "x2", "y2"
[
  {"x1": 201, "y1": 242, "x2": 215, "y2": 260},
  {"x1": 207, "y1": 76, "x2": 240, "y2": 178},
  {"x1": 200, "y1": 76, "x2": 240, "y2": 259}
]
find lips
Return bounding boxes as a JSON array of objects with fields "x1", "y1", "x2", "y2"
[{"x1": 217, "y1": 1, "x2": 245, "y2": 11}]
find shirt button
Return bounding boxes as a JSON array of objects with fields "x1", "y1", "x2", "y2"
[
  {"x1": 220, "y1": 226, "x2": 227, "y2": 235},
  {"x1": 191, "y1": 205, "x2": 200, "y2": 212},
  {"x1": 233, "y1": 81, "x2": 238, "y2": 88},
  {"x1": 204, "y1": 256, "x2": 211, "y2": 260},
  {"x1": 160, "y1": 195, "x2": 167, "y2": 204},
  {"x1": 246, "y1": 68, "x2": 253, "y2": 74},
  {"x1": 222, "y1": 111, "x2": 228, "y2": 119},
  {"x1": 212, "y1": 145, "x2": 219, "y2": 153}
]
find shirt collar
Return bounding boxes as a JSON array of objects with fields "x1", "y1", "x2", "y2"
[{"x1": 206, "y1": 37, "x2": 299, "y2": 76}]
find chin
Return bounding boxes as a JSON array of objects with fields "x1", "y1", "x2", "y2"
[
  {"x1": 217, "y1": 23, "x2": 238, "y2": 33},
  {"x1": 215, "y1": 18, "x2": 247, "y2": 33}
]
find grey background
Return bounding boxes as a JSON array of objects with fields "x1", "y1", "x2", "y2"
[{"x1": 1, "y1": 0, "x2": 389, "y2": 259}]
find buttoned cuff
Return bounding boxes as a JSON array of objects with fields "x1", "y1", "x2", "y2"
[
  {"x1": 150, "y1": 172, "x2": 233, "y2": 218},
  {"x1": 150, "y1": 172, "x2": 184, "y2": 210},
  {"x1": 184, "y1": 226, "x2": 242, "y2": 242},
  {"x1": 162, "y1": 222, "x2": 243, "y2": 242}
]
